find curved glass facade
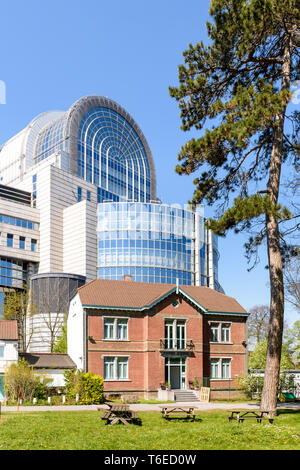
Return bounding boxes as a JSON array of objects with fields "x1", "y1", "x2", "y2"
[
  {"x1": 34, "y1": 116, "x2": 66, "y2": 164},
  {"x1": 78, "y1": 107, "x2": 151, "y2": 202},
  {"x1": 97, "y1": 202, "x2": 215, "y2": 286}
]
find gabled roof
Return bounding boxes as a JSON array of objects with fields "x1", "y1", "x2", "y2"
[
  {"x1": 19, "y1": 353, "x2": 76, "y2": 370},
  {"x1": 0, "y1": 320, "x2": 18, "y2": 340},
  {"x1": 76, "y1": 279, "x2": 248, "y2": 316}
]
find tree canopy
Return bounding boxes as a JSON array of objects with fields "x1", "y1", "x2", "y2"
[{"x1": 170, "y1": 0, "x2": 299, "y2": 412}]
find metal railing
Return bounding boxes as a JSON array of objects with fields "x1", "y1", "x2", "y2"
[{"x1": 160, "y1": 338, "x2": 195, "y2": 351}]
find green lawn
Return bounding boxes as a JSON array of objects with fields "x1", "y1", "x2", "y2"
[{"x1": 0, "y1": 409, "x2": 299, "y2": 450}]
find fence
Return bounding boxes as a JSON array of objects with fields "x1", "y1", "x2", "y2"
[{"x1": 249, "y1": 369, "x2": 300, "y2": 398}]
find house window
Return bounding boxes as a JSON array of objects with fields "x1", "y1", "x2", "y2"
[
  {"x1": 164, "y1": 319, "x2": 186, "y2": 350},
  {"x1": 221, "y1": 323, "x2": 231, "y2": 342},
  {"x1": 104, "y1": 357, "x2": 129, "y2": 380},
  {"x1": 0, "y1": 345, "x2": 4, "y2": 357},
  {"x1": 104, "y1": 357, "x2": 115, "y2": 380},
  {"x1": 210, "y1": 322, "x2": 231, "y2": 343},
  {"x1": 104, "y1": 317, "x2": 128, "y2": 340},
  {"x1": 210, "y1": 358, "x2": 231, "y2": 379},
  {"x1": 77, "y1": 186, "x2": 82, "y2": 202},
  {"x1": 87, "y1": 190, "x2": 91, "y2": 201},
  {"x1": 210, "y1": 323, "x2": 219, "y2": 342}
]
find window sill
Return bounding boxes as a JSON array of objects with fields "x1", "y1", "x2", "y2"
[
  {"x1": 103, "y1": 339, "x2": 130, "y2": 342},
  {"x1": 210, "y1": 378, "x2": 233, "y2": 381},
  {"x1": 210, "y1": 342, "x2": 233, "y2": 345},
  {"x1": 104, "y1": 379, "x2": 131, "y2": 382}
]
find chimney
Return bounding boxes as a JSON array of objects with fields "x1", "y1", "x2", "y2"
[{"x1": 122, "y1": 274, "x2": 133, "y2": 282}]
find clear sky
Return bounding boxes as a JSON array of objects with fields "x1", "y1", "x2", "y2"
[{"x1": 0, "y1": 0, "x2": 298, "y2": 325}]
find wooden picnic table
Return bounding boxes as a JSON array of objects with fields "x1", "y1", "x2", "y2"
[
  {"x1": 159, "y1": 405, "x2": 195, "y2": 420},
  {"x1": 98, "y1": 402, "x2": 138, "y2": 426},
  {"x1": 228, "y1": 410, "x2": 274, "y2": 424}
]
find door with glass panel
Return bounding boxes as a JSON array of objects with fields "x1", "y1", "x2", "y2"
[{"x1": 165, "y1": 358, "x2": 186, "y2": 390}]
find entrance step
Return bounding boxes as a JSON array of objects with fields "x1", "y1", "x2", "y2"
[{"x1": 173, "y1": 390, "x2": 200, "y2": 402}]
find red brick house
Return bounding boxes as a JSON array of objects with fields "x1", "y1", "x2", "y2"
[{"x1": 67, "y1": 278, "x2": 249, "y2": 399}]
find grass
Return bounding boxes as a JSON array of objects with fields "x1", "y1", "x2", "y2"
[{"x1": 0, "y1": 409, "x2": 299, "y2": 450}]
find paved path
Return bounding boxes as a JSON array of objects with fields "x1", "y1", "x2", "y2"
[{"x1": 1, "y1": 402, "x2": 299, "y2": 413}]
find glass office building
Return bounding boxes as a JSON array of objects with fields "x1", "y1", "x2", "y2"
[
  {"x1": 97, "y1": 202, "x2": 221, "y2": 289},
  {"x1": 0, "y1": 95, "x2": 222, "y2": 298}
]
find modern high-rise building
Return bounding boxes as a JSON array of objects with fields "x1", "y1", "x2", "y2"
[{"x1": 0, "y1": 95, "x2": 222, "y2": 351}]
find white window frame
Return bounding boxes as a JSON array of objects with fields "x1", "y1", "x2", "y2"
[
  {"x1": 210, "y1": 357, "x2": 232, "y2": 380},
  {"x1": 209, "y1": 322, "x2": 232, "y2": 343},
  {"x1": 103, "y1": 317, "x2": 129, "y2": 341},
  {"x1": 103, "y1": 356, "x2": 130, "y2": 381},
  {"x1": 221, "y1": 323, "x2": 231, "y2": 343}
]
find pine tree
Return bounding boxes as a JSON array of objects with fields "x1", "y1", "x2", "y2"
[{"x1": 170, "y1": 0, "x2": 299, "y2": 413}]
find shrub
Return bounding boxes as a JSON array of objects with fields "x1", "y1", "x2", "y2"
[
  {"x1": 4, "y1": 358, "x2": 50, "y2": 402},
  {"x1": 238, "y1": 373, "x2": 264, "y2": 399},
  {"x1": 64, "y1": 369, "x2": 104, "y2": 404},
  {"x1": 80, "y1": 372, "x2": 104, "y2": 405},
  {"x1": 238, "y1": 371, "x2": 296, "y2": 399}
]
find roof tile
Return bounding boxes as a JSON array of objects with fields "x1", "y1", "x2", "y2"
[{"x1": 0, "y1": 320, "x2": 18, "y2": 340}]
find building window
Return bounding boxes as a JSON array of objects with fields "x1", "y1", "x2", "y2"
[
  {"x1": 221, "y1": 323, "x2": 231, "y2": 342},
  {"x1": 19, "y1": 236, "x2": 25, "y2": 250},
  {"x1": 31, "y1": 239, "x2": 37, "y2": 252},
  {"x1": 87, "y1": 190, "x2": 91, "y2": 201},
  {"x1": 164, "y1": 319, "x2": 186, "y2": 350},
  {"x1": 104, "y1": 317, "x2": 128, "y2": 340},
  {"x1": 104, "y1": 357, "x2": 129, "y2": 380},
  {"x1": 210, "y1": 322, "x2": 231, "y2": 343},
  {"x1": 7, "y1": 234, "x2": 13, "y2": 248},
  {"x1": 0, "y1": 345, "x2": 4, "y2": 357},
  {"x1": 210, "y1": 358, "x2": 231, "y2": 379},
  {"x1": 32, "y1": 174, "x2": 37, "y2": 207},
  {"x1": 77, "y1": 186, "x2": 82, "y2": 202},
  {"x1": 210, "y1": 323, "x2": 219, "y2": 342},
  {"x1": 0, "y1": 214, "x2": 39, "y2": 230}
]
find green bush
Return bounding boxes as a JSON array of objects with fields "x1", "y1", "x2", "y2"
[
  {"x1": 80, "y1": 372, "x2": 104, "y2": 405},
  {"x1": 238, "y1": 371, "x2": 296, "y2": 399},
  {"x1": 64, "y1": 369, "x2": 104, "y2": 404},
  {"x1": 4, "y1": 358, "x2": 50, "y2": 402}
]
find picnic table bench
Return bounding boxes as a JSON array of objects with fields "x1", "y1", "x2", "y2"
[
  {"x1": 160, "y1": 405, "x2": 195, "y2": 420},
  {"x1": 228, "y1": 410, "x2": 274, "y2": 424},
  {"x1": 98, "y1": 402, "x2": 138, "y2": 425}
]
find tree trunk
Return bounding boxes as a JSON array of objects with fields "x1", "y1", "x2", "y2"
[{"x1": 260, "y1": 35, "x2": 292, "y2": 414}]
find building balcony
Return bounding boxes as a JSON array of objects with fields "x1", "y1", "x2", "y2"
[{"x1": 160, "y1": 338, "x2": 195, "y2": 352}]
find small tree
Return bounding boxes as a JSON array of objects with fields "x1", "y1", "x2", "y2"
[
  {"x1": 53, "y1": 321, "x2": 68, "y2": 354},
  {"x1": 4, "y1": 284, "x2": 37, "y2": 352},
  {"x1": 4, "y1": 358, "x2": 49, "y2": 402},
  {"x1": 283, "y1": 320, "x2": 300, "y2": 367},
  {"x1": 247, "y1": 305, "x2": 270, "y2": 344},
  {"x1": 249, "y1": 338, "x2": 293, "y2": 369},
  {"x1": 31, "y1": 278, "x2": 69, "y2": 352}
]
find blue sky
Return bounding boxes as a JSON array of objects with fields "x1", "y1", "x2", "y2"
[{"x1": 0, "y1": 0, "x2": 298, "y2": 325}]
